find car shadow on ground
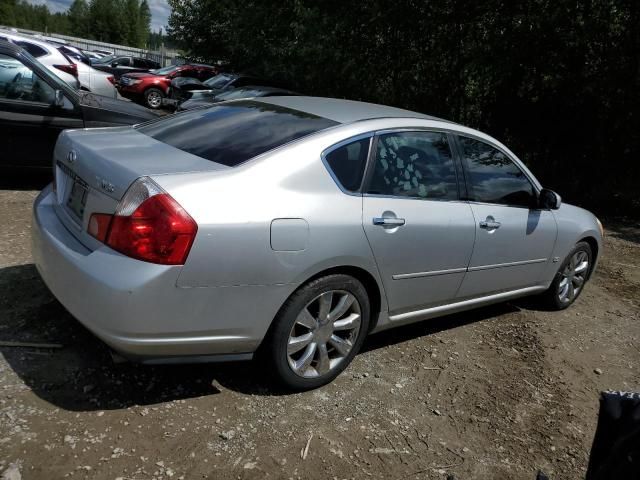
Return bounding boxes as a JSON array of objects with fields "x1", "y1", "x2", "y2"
[
  {"x1": 0, "y1": 170, "x2": 51, "y2": 191},
  {"x1": 1, "y1": 263, "x2": 521, "y2": 411}
]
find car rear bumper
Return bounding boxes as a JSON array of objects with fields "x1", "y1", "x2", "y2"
[{"x1": 31, "y1": 186, "x2": 290, "y2": 362}]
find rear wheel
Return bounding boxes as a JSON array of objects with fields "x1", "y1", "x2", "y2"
[
  {"x1": 144, "y1": 88, "x2": 164, "y2": 109},
  {"x1": 265, "y1": 274, "x2": 370, "y2": 390},
  {"x1": 540, "y1": 241, "x2": 592, "y2": 310}
]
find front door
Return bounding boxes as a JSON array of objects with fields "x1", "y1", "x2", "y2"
[
  {"x1": 362, "y1": 130, "x2": 476, "y2": 315},
  {"x1": 0, "y1": 52, "x2": 82, "y2": 168},
  {"x1": 455, "y1": 135, "x2": 558, "y2": 298}
]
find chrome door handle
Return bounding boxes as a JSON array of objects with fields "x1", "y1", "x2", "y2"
[
  {"x1": 373, "y1": 217, "x2": 406, "y2": 227},
  {"x1": 479, "y1": 220, "x2": 501, "y2": 229}
]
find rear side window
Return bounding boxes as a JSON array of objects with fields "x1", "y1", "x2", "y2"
[
  {"x1": 15, "y1": 41, "x2": 47, "y2": 58},
  {"x1": 458, "y1": 136, "x2": 536, "y2": 207},
  {"x1": 324, "y1": 138, "x2": 370, "y2": 192},
  {"x1": 367, "y1": 131, "x2": 458, "y2": 200},
  {"x1": 137, "y1": 100, "x2": 338, "y2": 167}
]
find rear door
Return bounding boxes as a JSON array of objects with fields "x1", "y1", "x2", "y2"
[
  {"x1": 455, "y1": 135, "x2": 557, "y2": 298},
  {"x1": 0, "y1": 51, "x2": 82, "y2": 168},
  {"x1": 361, "y1": 130, "x2": 476, "y2": 316}
]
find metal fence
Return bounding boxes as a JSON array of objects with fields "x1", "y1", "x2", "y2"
[{"x1": 0, "y1": 26, "x2": 181, "y2": 66}]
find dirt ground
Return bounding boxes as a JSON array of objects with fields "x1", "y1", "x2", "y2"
[{"x1": 1, "y1": 177, "x2": 638, "y2": 480}]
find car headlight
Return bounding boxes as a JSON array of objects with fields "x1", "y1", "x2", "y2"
[{"x1": 596, "y1": 217, "x2": 604, "y2": 237}]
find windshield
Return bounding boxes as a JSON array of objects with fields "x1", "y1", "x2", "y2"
[
  {"x1": 93, "y1": 54, "x2": 115, "y2": 64},
  {"x1": 152, "y1": 65, "x2": 180, "y2": 75},
  {"x1": 215, "y1": 88, "x2": 264, "y2": 101},
  {"x1": 136, "y1": 100, "x2": 337, "y2": 167},
  {"x1": 203, "y1": 73, "x2": 234, "y2": 89}
]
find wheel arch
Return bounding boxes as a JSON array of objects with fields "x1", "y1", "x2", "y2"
[
  {"x1": 258, "y1": 264, "x2": 385, "y2": 356},
  {"x1": 578, "y1": 235, "x2": 599, "y2": 279},
  {"x1": 300, "y1": 265, "x2": 383, "y2": 333}
]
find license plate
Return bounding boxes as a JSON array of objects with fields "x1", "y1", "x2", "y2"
[{"x1": 66, "y1": 179, "x2": 88, "y2": 220}]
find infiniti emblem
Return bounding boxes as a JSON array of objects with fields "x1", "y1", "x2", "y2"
[{"x1": 67, "y1": 150, "x2": 77, "y2": 164}]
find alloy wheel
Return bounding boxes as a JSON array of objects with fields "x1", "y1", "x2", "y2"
[
  {"x1": 147, "y1": 91, "x2": 162, "y2": 108},
  {"x1": 287, "y1": 290, "x2": 361, "y2": 378},
  {"x1": 557, "y1": 250, "x2": 589, "y2": 303}
]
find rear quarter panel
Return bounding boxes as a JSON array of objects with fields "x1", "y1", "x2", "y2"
[{"x1": 153, "y1": 135, "x2": 383, "y2": 291}]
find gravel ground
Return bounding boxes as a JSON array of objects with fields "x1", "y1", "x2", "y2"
[{"x1": 0, "y1": 179, "x2": 638, "y2": 480}]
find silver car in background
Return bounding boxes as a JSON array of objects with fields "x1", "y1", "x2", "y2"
[
  {"x1": 31, "y1": 97, "x2": 603, "y2": 389},
  {"x1": 0, "y1": 31, "x2": 116, "y2": 97}
]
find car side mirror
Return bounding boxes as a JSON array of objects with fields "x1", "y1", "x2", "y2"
[
  {"x1": 111, "y1": 61, "x2": 118, "y2": 67},
  {"x1": 539, "y1": 188, "x2": 561, "y2": 210}
]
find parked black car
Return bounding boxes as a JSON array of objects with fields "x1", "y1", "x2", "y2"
[
  {"x1": 167, "y1": 73, "x2": 284, "y2": 104},
  {"x1": 0, "y1": 41, "x2": 160, "y2": 169},
  {"x1": 177, "y1": 85, "x2": 299, "y2": 111},
  {"x1": 91, "y1": 55, "x2": 160, "y2": 79}
]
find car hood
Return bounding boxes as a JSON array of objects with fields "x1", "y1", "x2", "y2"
[{"x1": 79, "y1": 92, "x2": 161, "y2": 124}]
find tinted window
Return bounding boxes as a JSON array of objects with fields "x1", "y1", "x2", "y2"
[
  {"x1": 367, "y1": 131, "x2": 458, "y2": 200},
  {"x1": 115, "y1": 57, "x2": 130, "y2": 66},
  {"x1": 14, "y1": 41, "x2": 47, "y2": 58},
  {"x1": 0, "y1": 53, "x2": 55, "y2": 103},
  {"x1": 137, "y1": 100, "x2": 338, "y2": 167},
  {"x1": 459, "y1": 136, "x2": 536, "y2": 207},
  {"x1": 325, "y1": 138, "x2": 370, "y2": 192},
  {"x1": 133, "y1": 58, "x2": 149, "y2": 68},
  {"x1": 204, "y1": 73, "x2": 234, "y2": 88}
]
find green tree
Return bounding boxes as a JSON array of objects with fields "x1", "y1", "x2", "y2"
[
  {"x1": 137, "y1": 0, "x2": 150, "y2": 47},
  {"x1": 67, "y1": 0, "x2": 89, "y2": 38}
]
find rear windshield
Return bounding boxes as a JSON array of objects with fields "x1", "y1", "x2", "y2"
[{"x1": 136, "y1": 100, "x2": 338, "y2": 167}]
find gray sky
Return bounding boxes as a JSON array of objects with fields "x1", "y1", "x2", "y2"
[{"x1": 26, "y1": 0, "x2": 171, "y2": 32}]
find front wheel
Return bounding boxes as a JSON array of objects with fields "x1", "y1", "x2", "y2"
[
  {"x1": 265, "y1": 274, "x2": 370, "y2": 390},
  {"x1": 540, "y1": 241, "x2": 593, "y2": 310},
  {"x1": 144, "y1": 88, "x2": 164, "y2": 109}
]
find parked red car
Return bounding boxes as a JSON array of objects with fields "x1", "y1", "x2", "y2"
[{"x1": 117, "y1": 64, "x2": 219, "y2": 109}]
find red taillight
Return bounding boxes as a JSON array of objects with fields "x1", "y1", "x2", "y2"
[
  {"x1": 88, "y1": 178, "x2": 197, "y2": 265},
  {"x1": 106, "y1": 75, "x2": 115, "y2": 85},
  {"x1": 54, "y1": 63, "x2": 78, "y2": 78}
]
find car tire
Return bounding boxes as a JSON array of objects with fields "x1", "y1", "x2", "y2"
[
  {"x1": 540, "y1": 241, "x2": 593, "y2": 310},
  {"x1": 144, "y1": 88, "x2": 164, "y2": 109},
  {"x1": 265, "y1": 274, "x2": 370, "y2": 390}
]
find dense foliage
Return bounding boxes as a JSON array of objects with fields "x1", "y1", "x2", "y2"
[
  {"x1": 0, "y1": 0, "x2": 153, "y2": 48},
  {"x1": 168, "y1": 0, "x2": 639, "y2": 215}
]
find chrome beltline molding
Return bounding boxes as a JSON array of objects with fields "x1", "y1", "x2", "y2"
[{"x1": 393, "y1": 258, "x2": 548, "y2": 280}]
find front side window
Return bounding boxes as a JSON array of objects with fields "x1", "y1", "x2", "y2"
[
  {"x1": 115, "y1": 57, "x2": 131, "y2": 66},
  {"x1": 458, "y1": 136, "x2": 536, "y2": 208},
  {"x1": 367, "y1": 131, "x2": 458, "y2": 200},
  {"x1": 324, "y1": 138, "x2": 370, "y2": 192},
  {"x1": 0, "y1": 53, "x2": 55, "y2": 104}
]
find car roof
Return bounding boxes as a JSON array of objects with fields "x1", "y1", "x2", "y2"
[
  {"x1": 0, "y1": 31, "x2": 56, "y2": 52},
  {"x1": 255, "y1": 96, "x2": 452, "y2": 125}
]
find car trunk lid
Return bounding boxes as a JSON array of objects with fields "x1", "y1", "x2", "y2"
[{"x1": 52, "y1": 126, "x2": 228, "y2": 250}]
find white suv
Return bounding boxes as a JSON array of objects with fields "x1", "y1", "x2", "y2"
[{"x1": 0, "y1": 31, "x2": 118, "y2": 98}]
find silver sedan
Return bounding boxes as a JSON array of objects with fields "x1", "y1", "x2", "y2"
[{"x1": 32, "y1": 97, "x2": 603, "y2": 389}]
